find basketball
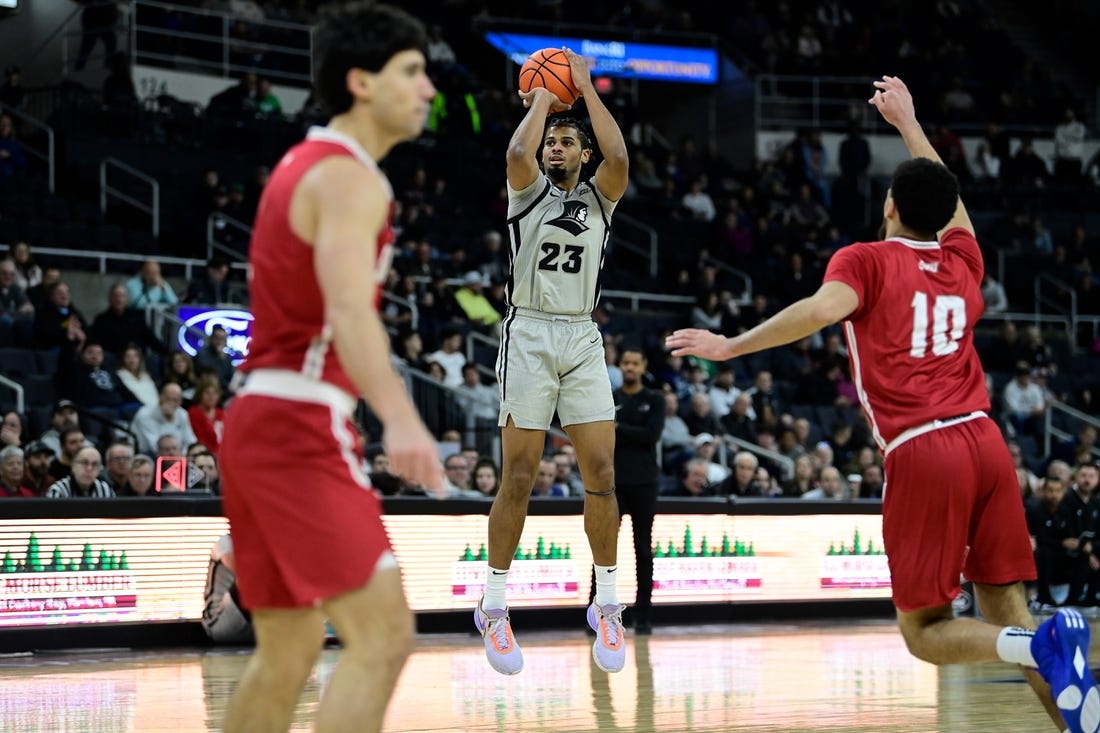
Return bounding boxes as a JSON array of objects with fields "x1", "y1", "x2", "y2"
[{"x1": 518, "y1": 48, "x2": 580, "y2": 105}]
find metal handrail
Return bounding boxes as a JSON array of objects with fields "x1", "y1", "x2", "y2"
[
  {"x1": 0, "y1": 375, "x2": 25, "y2": 415},
  {"x1": 206, "y1": 213, "x2": 253, "y2": 261},
  {"x1": 100, "y1": 157, "x2": 160, "y2": 237},
  {"x1": 465, "y1": 330, "x2": 500, "y2": 381},
  {"x1": 151, "y1": 305, "x2": 247, "y2": 361},
  {"x1": 755, "y1": 73, "x2": 1060, "y2": 135},
  {"x1": 600, "y1": 289, "x2": 694, "y2": 311},
  {"x1": 20, "y1": 245, "x2": 208, "y2": 279},
  {"x1": 1034, "y1": 273, "x2": 1077, "y2": 343},
  {"x1": 702, "y1": 258, "x2": 753, "y2": 304},
  {"x1": 383, "y1": 292, "x2": 419, "y2": 332},
  {"x1": 612, "y1": 212, "x2": 660, "y2": 280},
  {"x1": 1077, "y1": 315, "x2": 1100, "y2": 348},
  {"x1": 132, "y1": 0, "x2": 314, "y2": 86},
  {"x1": 134, "y1": 0, "x2": 312, "y2": 30},
  {"x1": 723, "y1": 434, "x2": 795, "y2": 482},
  {"x1": 977, "y1": 311, "x2": 1074, "y2": 333},
  {"x1": 0, "y1": 104, "x2": 55, "y2": 194},
  {"x1": 1044, "y1": 400, "x2": 1100, "y2": 459},
  {"x1": 396, "y1": 360, "x2": 502, "y2": 463}
]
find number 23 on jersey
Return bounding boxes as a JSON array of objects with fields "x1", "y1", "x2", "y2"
[{"x1": 538, "y1": 242, "x2": 584, "y2": 273}]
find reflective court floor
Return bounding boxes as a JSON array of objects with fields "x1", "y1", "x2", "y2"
[{"x1": 0, "y1": 617, "x2": 1086, "y2": 732}]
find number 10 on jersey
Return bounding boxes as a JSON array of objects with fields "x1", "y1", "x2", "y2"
[{"x1": 910, "y1": 291, "x2": 966, "y2": 358}]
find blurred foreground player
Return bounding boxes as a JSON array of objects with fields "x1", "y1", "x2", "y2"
[
  {"x1": 220, "y1": 5, "x2": 443, "y2": 732},
  {"x1": 667, "y1": 76, "x2": 1098, "y2": 733}
]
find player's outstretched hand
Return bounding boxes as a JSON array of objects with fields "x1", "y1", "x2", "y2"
[
  {"x1": 518, "y1": 86, "x2": 572, "y2": 114},
  {"x1": 868, "y1": 75, "x2": 917, "y2": 129},
  {"x1": 560, "y1": 47, "x2": 593, "y2": 96},
  {"x1": 385, "y1": 416, "x2": 447, "y2": 499},
  {"x1": 665, "y1": 329, "x2": 733, "y2": 361}
]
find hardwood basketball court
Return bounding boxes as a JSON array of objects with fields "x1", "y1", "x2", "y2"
[{"x1": 0, "y1": 617, "x2": 1081, "y2": 732}]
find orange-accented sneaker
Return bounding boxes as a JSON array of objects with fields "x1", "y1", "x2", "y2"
[
  {"x1": 474, "y1": 597, "x2": 523, "y2": 675},
  {"x1": 587, "y1": 602, "x2": 626, "y2": 672}
]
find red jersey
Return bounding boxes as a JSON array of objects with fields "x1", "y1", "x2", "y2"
[
  {"x1": 242, "y1": 127, "x2": 395, "y2": 396},
  {"x1": 823, "y1": 227, "x2": 990, "y2": 450}
]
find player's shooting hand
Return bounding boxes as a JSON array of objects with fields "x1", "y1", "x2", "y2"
[
  {"x1": 665, "y1": 329, "x2": 734, "y2": 361},
  {"x1": 384, "y1": 416, "x2": 447, "y2": 499},
  {"x1": 518, "y1": 86, "x2": 571, "y2": 114},
  {"x1": 868, "y1": 75, "x2": 917, "y2": 129},
  {"x1": 560, "y1": 47, "x2": 593, "y2": 95}
]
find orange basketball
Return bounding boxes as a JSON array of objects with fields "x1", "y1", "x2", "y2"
[{"x1": 518, "y1": 48, "x2": 580, "y2": 105}]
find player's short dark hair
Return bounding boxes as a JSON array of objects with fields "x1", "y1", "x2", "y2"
[
  {"x1": 313, "y1": 2, "x2": 428, "y2": 115},
  {"x1": 889, "y1": 158, "x2": 959, "y2": 236},
  {"x1": 546, "y1": 115, "x2": 592, "y2": 150}
]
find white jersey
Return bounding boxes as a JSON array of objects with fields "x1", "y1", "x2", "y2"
[{"x1": 505, "y1": 174, "x2": 617, "y2": 315}]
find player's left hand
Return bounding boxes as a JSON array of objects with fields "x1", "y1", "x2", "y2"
[
  {"x1": 519, "y1": 86, "x2": 572, "y2": 114},
  {"x1": 560, "y1": 47, "x2": 593, "y2": 96},
  {"x1": 665, "y1": 329, "x2": 733, "y2": 360}
]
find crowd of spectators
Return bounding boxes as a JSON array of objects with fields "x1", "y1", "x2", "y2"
[
  {"x1": 0, "y1": 0, "x2": 1098, "y2": 554},
  {"x1": 0, "y1": 244, "x2": 242, "y2": 498}
]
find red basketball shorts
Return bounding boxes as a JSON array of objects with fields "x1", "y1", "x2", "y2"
[
  {"x1": 882, "y1": 415, "x2": 1035, "y2": 612},
  {"x1": 221, "y1": 386, "x2": 393, "y2": 610}
]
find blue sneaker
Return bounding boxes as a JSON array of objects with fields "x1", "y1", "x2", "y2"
[
  {"x1": 587, "y1": 602, "x2": 626, "y2": 672},
  {"x1": 474, "y1": 597, "x2": 523, "y2": 675},
  {"x1": 1032, "y1": 609, "x2": 1100, "y2": 733}
]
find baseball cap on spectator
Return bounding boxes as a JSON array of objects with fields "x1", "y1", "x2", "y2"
[
  {"x1": 53, "y1": 400, "x2": 78, "y2": 414},
  {"x1": 24, "y1": 440, "x2": 54, "y2": 457},
  {"x1": 693, "y1": 433, "x2": 715, "y2": 448},
  {"x1": 463, "y1": 271, "x2": 485, "y2": 286}
]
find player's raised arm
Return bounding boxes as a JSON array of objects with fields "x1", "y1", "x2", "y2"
[
  {"x1": 869, "y1": 75, "x2": 974, "y2": 237},
  {"x1": 508, "y1": 86, "x2": 570, "y2": 191},
  {"x1": 562, "y1": 47, "x2": 628, "y2": 201},
  {"x1": 666, "y1": 281, "x2": 858, "y2": 361}
]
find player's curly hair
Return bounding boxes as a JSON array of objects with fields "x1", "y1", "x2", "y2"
[
  {"x1": 889, "y1": 158, "x2": 959, "y2": 236},
  {"x1": 545, "y1": 115, "x2": 593, "y2": 151},
  {"x1": 313, "y1": 2, "x2": 428, "y2": 115}
]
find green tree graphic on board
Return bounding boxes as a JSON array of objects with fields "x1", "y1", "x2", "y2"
[
  {"x1": 653, "y1": 526, "x2": 755, "y2": 557},
  {"x1": 0, "y1": 537, "x2": 132, "y2": 573},
  {"x1": 465, "y1": 537, "x2": 567, "y2": 562},
  {"x1": 48, "y1": 546, "x2": 63, "y2": 572}
]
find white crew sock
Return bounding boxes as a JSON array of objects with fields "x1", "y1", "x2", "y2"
[
  {"x1": 996, "y1": 626, "x2": 1037, "y2": 667},
  {"x1": 483, "y1": 566, "x2": 508, "y2": 610},
  {"x1": 594, "y1": 564, "x2": 619, "y2": 606}
]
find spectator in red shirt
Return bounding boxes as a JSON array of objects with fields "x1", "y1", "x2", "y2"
[{"x1": 188, "y1": 376, "x2": 225, "y2": 456}]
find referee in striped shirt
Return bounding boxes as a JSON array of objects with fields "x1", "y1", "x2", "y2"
[{"x1": 46, "y1": 446, "x2": 115, "y2": 498}]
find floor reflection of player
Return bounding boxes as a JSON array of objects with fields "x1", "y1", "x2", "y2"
[{"x1": 589, "y1": 636, "x2": 654, "y2": 732}]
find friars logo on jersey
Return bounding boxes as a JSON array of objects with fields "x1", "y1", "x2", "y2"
[{"x1": 547, "y1": 201, "x2": 590, "y2": 236}]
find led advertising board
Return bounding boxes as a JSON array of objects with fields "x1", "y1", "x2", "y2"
[
  {"x1": 0, "y1": 512, "x2": 889, "y2": 628},
  {"x1": 485, "y1": 31, "x2": 720, "y2": 84}
]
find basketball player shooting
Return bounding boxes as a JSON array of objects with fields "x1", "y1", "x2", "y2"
[
  {"x1": 666, "y1": 75, "x2": 1098, "y2": 733},
  {"x1": 475, "y1": 47, "x2": 631, "y2": 676}
]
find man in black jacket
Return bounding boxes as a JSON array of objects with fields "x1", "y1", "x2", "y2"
[
  {"x1": 604, "y1": 346, "x2": 665, "y2": 634},
  {"x1": 1061, "y1": 463, "x2": 1100, "y2": 606},
  {"x1": 1026, "y1": 477, "x2": 1072, "y2": 608},
  {"x1": 89, "y1": 283, "x2": 166, "y2": 358}
]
